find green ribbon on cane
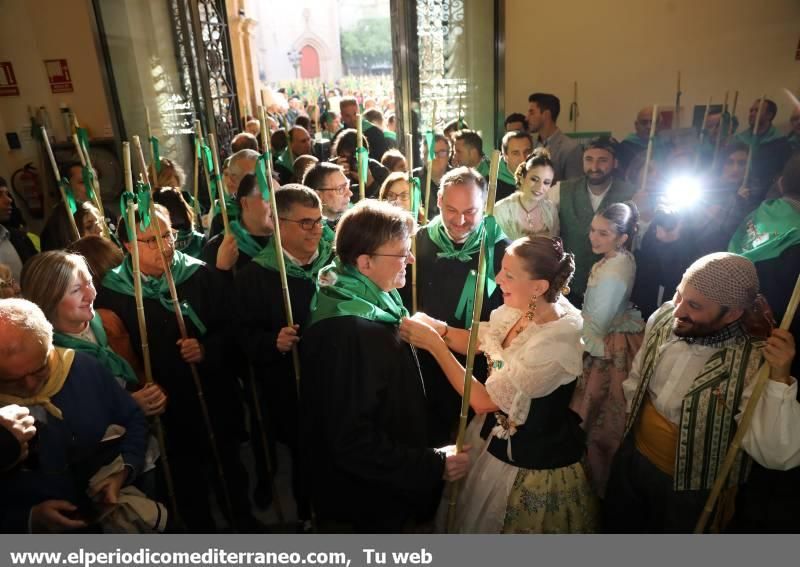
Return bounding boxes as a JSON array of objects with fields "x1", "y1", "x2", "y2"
[
  {"x1": 356, "y1": 146, "x2": 369, "y2": 184},
  {"x1": 150, "y1": 136, "x2": 161, "y2": 173},
  {"x1": 256, "y1": 152, "x2": 272, "y2": 202},
  {"x1": 60, "y1": 179, "x2": 78, "y2": 214}
]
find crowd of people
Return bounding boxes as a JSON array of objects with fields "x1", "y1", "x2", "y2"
[{"x1": 0, "y1": 88, "x2": 799, "y2": 534}]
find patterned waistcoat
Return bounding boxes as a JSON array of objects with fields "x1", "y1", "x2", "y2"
[{"x1": 624, "y1": 304, "x2": 765, "y2": 491}]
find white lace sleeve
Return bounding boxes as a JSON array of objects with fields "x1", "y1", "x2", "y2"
[{"x1": 485, "y1": 327, "x2": 583, "y2": 426}]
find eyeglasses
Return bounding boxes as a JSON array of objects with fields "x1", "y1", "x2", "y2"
[
  {"x1": 279, "y1": 217, "x2": 324, "y2": 231},
  {"x1": 137, "y1": 230, "x2": 177, "y2": 250},
  {"x1": 385, "y1": 191, "x2": 410, "y2": 203},
  {"x1": 371, "y1": 250, "x2": 414, "y2": 262},
  {"x1": 317, "y1": 182, "x2": 350, "y2": 195}
]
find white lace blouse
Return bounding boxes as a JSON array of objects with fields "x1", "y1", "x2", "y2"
[{"x1": 477, "y1": 298, "x2": 584, "y2": 427}]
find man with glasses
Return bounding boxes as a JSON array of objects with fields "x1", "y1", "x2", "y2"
[
  {"x1": 0, "y1": 298, "x2": 147, "y2": 532},
  {"x1": 302, "y1": 162, "x2": 353, "y2": 232},
  {"x1": 235, "y1": 184, "x2": 334, "y2": 527},
  {"x1": 300, "y1": 199, "x2": 470, "y2": 532},
  {"x1": 95, "y1": 204, "x2": 261, "y2": 532},
  {"x1": 414, "y1": 167, "x2": 509, "y2": 446},
  {"x1": 413, "y1": 133, "x2": 451, "y2": 218}
]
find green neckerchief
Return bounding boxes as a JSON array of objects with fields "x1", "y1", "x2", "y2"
[
  {"x1": 252, "y1": 228, "x2": 333, "y2": 281},
  {"x1": 150, "y1": 136, "x2": 161, "y2": 173},
  {"x1": 276, "y1": 148, "x2": 294, "y2": 172},
  {"x1": 384, "y1": 130, "x2": 397, "y2": 141},
  {"x1": 214, "y1": 194, "x2": 240, "y2": 218},
  {"x1": 308, "y1": 258, "x2": 408, "y2": 327},
  {"x1": 229, "y1": 219, "x2": 268, "y2": 258},
  {"x1": 788, "y1": 132, "x2": 800, "y2": 151},
  {"x1": 623, "y1": 133, "x2": 648, "y2": 148},
  {"x1": 175, "y1": 227, "x2": 205, "y2": 259},
  {"x1": 60, "y1": 179, "x2": 78, "y2": 214},
  {"x1": 361, "y1": 118, "x2": 374, "y2": 132},
  {"x1": 735, "y1": 126, "x2": 785, "y2": 147},
  {"x1": 476, "y1": 157, "x2": 490, "y2": 178},
  {"x1": 426, "y1": 215, "x2": 506, "y2": 327},
  {"x1": 728, "y1": 198, "x2": 800, "y2": 263},
  {"x1": 102, "y1": 251, "x2": 207, "y2": 335},
  {"x1": 497, "y1": 159, "x2": 516, "y2": 186},
  {"x1": 53, "y1": 312, "x2": 138, "y2": 384}
]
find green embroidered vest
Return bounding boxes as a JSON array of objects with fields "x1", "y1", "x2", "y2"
[{"x1": 625, "y1": 304, "x2": 764, "y2": 491}]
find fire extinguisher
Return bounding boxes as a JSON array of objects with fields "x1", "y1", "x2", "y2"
[{"x1": 11, "y1": 162, "x2": 45, "y2": 219}]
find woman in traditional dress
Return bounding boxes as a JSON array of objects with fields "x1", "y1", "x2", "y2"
[
  {"x1": 494, "y1": 149, "x2": 559, "y2": 240},
  {"x1": 400, "y1": 236, "x2": 598, "y2": 533},
  {"x1": 570, "y1": 201, "x2": 644, "y2": 497}
]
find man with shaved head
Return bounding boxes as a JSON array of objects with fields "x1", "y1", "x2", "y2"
[
  {"x1": 618, "y1": 106, "x2": 672, "y2": 175},
  {"x1": 605, "y1": 253, "x2": 800, "y2": 533}
]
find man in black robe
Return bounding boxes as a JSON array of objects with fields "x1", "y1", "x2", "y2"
[
  {"x1": 300, "y1": 200, "x2": 469, "y2": 532},
  {"x1": 414, "y1": 167, "x2": 508, "y2": 447},
  {"x1": 302, "y1": 162, "x2": 352, "y2": 232},
  {"x1": 413, "y1": 133, "x2": 451, "y2": 219},
  {"x1": 95, "y1": 204, "x2": 259, "y2": 532},
  {"x1": 339, "y1": 97, "x2": 386, "y2": 162},
  {"x1": 235, "y1": 184, "x2": 334, "y2": 523}
]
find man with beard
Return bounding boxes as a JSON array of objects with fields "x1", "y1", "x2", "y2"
[
  {"x1": 235, "y1": 184, "x2": 334, "y2": 525},
  {"x1": 605, "y1": 253, "x2": 800, "y2": 533},
  {"x1": 302, "y1": 162, "x2": 353, "y2": 232},
  {"x1": 548, "y1": 137, "x2": 636, "y2": 307},
  {"x1": 415, "y1": 167, "x2": 508, "y2": 446}
]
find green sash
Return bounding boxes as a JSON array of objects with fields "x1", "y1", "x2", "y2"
[
  {"x1": 213, "y1": 194, "x2": 240, "y2": 220},
  {"x1": 735, "y1": 126, "x2": 785, "y2": 147},
  {"x1": 728, "y1": 198, "x2": 800, "y2": 263},
  {"x1": 252, "y1": 227, "x2": 333, "y2": 280},
  {"x1": 497, "y1": 160, "x2": 516, "y2": 186},
  {"x1": 229, "y1": 219, "x2": 268, "y2": 258},
  {"x1": 53, "y1": 313, "x2": 138, "y2": 384},
  {"x1": 103, "y1": 251, "x2": 207, "y2": 335},
  {"x1": 308, "y1": 258, "x2": 408, "y2": 327},
  {"x1": 426, "y1": 215, "x2": 506, "y2": 327}
]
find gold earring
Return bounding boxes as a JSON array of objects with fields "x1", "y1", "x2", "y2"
[{"x1": 525, "y1": 295, "x2": 538, "y2": 321}]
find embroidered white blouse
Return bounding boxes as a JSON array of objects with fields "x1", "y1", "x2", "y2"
[
  {"x1": 494, "y1": 193, "x2": 560, "y2": 241},
  {"x1": 477, "y1": 298, "x2": 584, "y2": 427}
]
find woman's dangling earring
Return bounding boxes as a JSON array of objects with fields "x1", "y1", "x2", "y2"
[{"x1": 525, "y1": 295, "x2": 538, "y2": 322}]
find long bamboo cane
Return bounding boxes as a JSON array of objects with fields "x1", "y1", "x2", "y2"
[
  {"x1": 356, "y1": 113, "x2": 365, "y2": 201},
  {"x1": 695, "y1": 273, "x2": 800, "y2": 533},
  {"x1": 145, "y1": 108, "x2": 159, "y2": 188},
  {"x1": 694, "y1": 96, "x2": 712, "y2": 169},
  {"x1": 446, "y1": 151, "x2": 501, "y2": 533},
  {"x1": 406, "y1": 133, "x2": 418, "y2": 314},
  {"x1": 121, "y1": 141, "x2": 182, "y2": 529},
  {"x1": 570, "y1": 81, "x2": 579, "y2": 133},
  {"x1": 423, "y1": 101, "x2": 437, "y2": 222},
  {"x1": 639, "y1": 105, "x2": 659, "y2": 193},
  {"x1": 730, "y1": 91, "x2": 740, "y2": 128},
  {"x1": 740, "y1": 94, "x2": 766, "y2": 196},
  {"x1": 132, "y1": 135, "x2": 236, "y2": 530},
  {"x1": 675, "y1": 71, "x2": 682, "y2": 130},
  {"x1": 71, "y1": 133, "x2": 111, "y2": 239},
  {"x1": 192, "y1": 123, "x2": 202, "y2": 229},
  {"x1": 207, "y1": 133, "x2": 231, "y2": 236},
  {"x1": 41, "y1": 126, "x2": 80, "y2": 242},
  {"x1": 70, "y1": 114, "x2": 110, "y2": 237},
  {"x1": 711, "y1": 91, "x2": 730, "y2": 171}
]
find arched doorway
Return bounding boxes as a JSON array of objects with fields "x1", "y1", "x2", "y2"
[{"x1": 299, "y1": 44, "x2": 320, "y2": 79}]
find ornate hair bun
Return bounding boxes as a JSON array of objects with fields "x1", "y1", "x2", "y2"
[
  {"x1": 561, "y1": 285, "x2": 571, "y2": 296},
  {"x1": 552, "y1": 237, "x2": 565, "y2": 256}
]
